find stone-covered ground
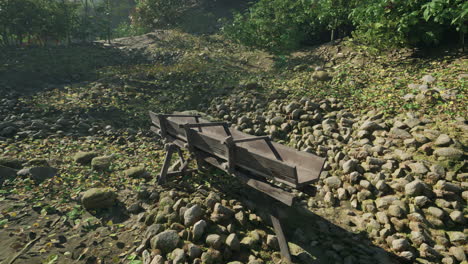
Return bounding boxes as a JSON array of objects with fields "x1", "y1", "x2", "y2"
[{"x1": 0, "y1": 30, "x2": 466, "y2": 264}]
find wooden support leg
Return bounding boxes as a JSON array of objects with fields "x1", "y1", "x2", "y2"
[
  {"x1": 271, "y1": 211, "x2": 292, "y2": 263},
  {"x1": 158, "y1": 144, "x2": 176, "y2": 184}
]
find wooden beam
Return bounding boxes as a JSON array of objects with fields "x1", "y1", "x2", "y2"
[
  {"x1": 180, "y1": 122, "x2": 228, "y2": 129},
  {"x1": 271, "y1": 213, "x2": 292, "y2": 262},
  {"x1": 235, "y1": 171, "x2": 295, "y2": 206},
  {"x1": 232, "y1": 136, "x2": 270, "y2": 144}
]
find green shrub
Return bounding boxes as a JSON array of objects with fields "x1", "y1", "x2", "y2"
[
  {"x1": 350, "y1": 0, "x2": 467, "y2": 48},
  {"x1": 224, "y1": 0, "x2": 467, "y2": 51},
  {"x1": 132, "y1": 0, "x2": 191, "y2": 30}
]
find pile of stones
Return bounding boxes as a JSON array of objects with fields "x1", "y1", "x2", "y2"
[{"x1": 203, "y1": 88, "x2": 467, "y2": 263}]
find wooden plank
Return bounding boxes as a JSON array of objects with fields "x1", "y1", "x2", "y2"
[
  {"x1": 188, "y1": 130, "x2": 298, "y2": 186},
  {"x1": 271, "y1": 213, "x2": 292, "y2": 262},
  {"x1": 232, "y1": 136, "x2": 270, "y2": 144},
  {"x1": 236, "y1": 172, "x2": 295, "y2": 206},
  {"x1": 195, "y1": 151, "x2": 295, "y2": 206},
  {"x1": 158, "y1": 144, "x2": 176, "y2": 184}
]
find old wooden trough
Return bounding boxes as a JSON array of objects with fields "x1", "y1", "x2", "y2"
[{"x1": 149, "y1": 112, "x2": 325, "y2": 261}]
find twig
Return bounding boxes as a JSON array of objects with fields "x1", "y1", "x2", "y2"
[
  {"x1": 7, "y1": 236, "x2": 41, "y2": 264},
  {"x1": 7, "y1": 216, "x2": 62, "y2": 264}
]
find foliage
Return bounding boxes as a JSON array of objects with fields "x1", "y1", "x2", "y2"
[
  {"x1": 349, "y1": 0, "x2": 466, "y2": 48},
  {"x1": 132, "y1": 0, "x2": 191, "y2": 30},
  {"x1": 224, "y1": 0, "x2": 468, "y2": 51},
  {"x1": 113, "y1": 22, "x2": 147, "y2": 38},
  {"x1": 422, "y1": 0, "x2": 468, "y2": 33},
  {"x1": 0, "y1": 0, "x2": 138, "y2": 46},
  {"x1": 223, "y1": 0, "x2": 326, "y2": 52}
]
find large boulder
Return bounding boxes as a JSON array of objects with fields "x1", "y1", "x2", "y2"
[
  {"x1": 312, "y1": 70, "x2": 331, "y2": 81},
  {"x1": 124, "y1": 166, "x2": 148, "y2": 178},
  {"x1": 81, "y1": 188, "x2": 116, "y2": 210},
  {"x1": 150, "y1": 230, "x2": 181, "y2": 254},
  {"x1": 73, "y1": 151, "x2": 98, "y2": 165},
  {"x1": 29, "y1": 167, "x2": 58, "y2": 183},
  {"x1": 0, "y1": 166, "x2": 17, "y2": 185},
  {"x1": 91, "y1": 156, "x2": 112, "y2": 171},
  {"x1": 0, "y1": 157, "x2": 23, "y2": 169}
]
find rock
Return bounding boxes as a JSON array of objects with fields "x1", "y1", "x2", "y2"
[
  {"x1": 91, "y1": 156, "x2": 111, "y2": 170},
  {"x1": 128, "y1": 203, "x2": 142, "y2": 214},
  {"x1": 284, "y1": 102, "x2": 301, "y2": 114},
  {"x1": 187, "y1": 244, "x2": 202, "y2": 259},
  {"x1": 405, "y1": 180, "x2": 426, "y2": 197},
  {"x1": 225, "y1": 234, "x2": 240, "y2": 251},
  {"x1": 375, "y1": 196, "x2": 398, "y2": 209},
  {"x1": 213, "y1": 203, "x2": 234, "y2": 219},
  {"x1": 150, "y1": 230, "x2": 180, "y2": 254},
  {"x1": 447, "y1": 232, "x2": 466, "y2": 245},
  {"x1": 312, "y1": 71, "x2": 330, "y2": 81},
  {"x1": 125, "y1": 166, "x2": 147, "y2": 178},
  {"x1": 266, "y1": 235, "x2": 279, "y2": 250},
  {"x1": 427, "y1": 206, "x2": 445, "y2": 218},
  {"x1": 421, "y1": 74, "x2": 435, "y2": 83},
  {"x1": 0, "y1": 166, "x2": 17, "y2": 185},
  {"x1": 359, "y1": 121, "x2": 382, "y2": 132},
  {"x1": 388, "y1": 205, "x2": 406, "y2": 218},
  {"x1": 144, "y1": 224, "x2": 164, "y2": 239},
  {"x1": 270, "y1": 116, "x2": 284, "y2": 126},
  {"x1": 201, "y1": 249, "x2": 222, "y2": 264},
  {"x1": 159, "y1": 196, "x2": 174, "y2": 208},
  {"x1": 449, "y1": 211, "x2": 465, "y2": 224},
  {"x1": 206, "y1": 234, "x2": 223, "y2": 249},
  {"x1": 192, "y1": 220, "x2": 206, "y2": 241},
  {"x1": 403, "y1": 94, "x2": 415, "y2": 101},
  {"x1": 323, "y1": 191, "x2": 335, "y2": 206},
  {"x1": 0, "y1": 126, "x2": 17, "y2": 137},
  {"x1": 342, "y1": 159, "x2": 358, "y2": 174},
  {"x1": 449, "y1": 246, "x2": 466, "y2": 262},
  {"x1": 414, "y1": 196, "x2": 429, "y2": 207},
  {"x1": 149, "y1": 255, "x2": 164, "y2": 264},
  {"x1": 404, "y1": 118, "x2": 421, "y2": 128},
  {"x1": 399, "y1": 251, "x2": 415, "y2": 261},
  {"x1": 205, "y1": 192, "x2": 221, "y2": 209},
  {"x1": 324, "y1": 176, "x2": 342, "y2": 189},
  {"x1": 408, "y1": 163, "x2": 428, "y2": 174},
  {"x1": 390, "y1": 128, "x2": 412, "y2": 139},
  {"x1": 435, "y1": 180, "x2": 462, "y2": 193},
  {"x1": 434, "y1": 148, "x2": 463, "y2": 160},
  {"x1": 434, "y1": 134, "x2": 452, "y2": 147},
  {"x1": 392, "y1": 238, "x2": 410, "y2": 252},
  {"x1": 184, "y1": 204, "x2": 204, "y2": 226},
  {"x1": 337, "y1": 188, "x2": 348, "y2": 200},
  {"x1": 29, "y1": 167, "x2": 57, "y2": 183},
  {"x1": 73, "y1": 151, "x2": 98, "y2": 164},
  {"x1": 142, "y1": 250, "x2": 151, "y2": 264},
  {"x1": 170, "y1": 248, "x2": 185, "y2": 264},
  {"x1": 81, "y1": 188, "x2": 116, "y2": 210},
  {"x1": 235, "y1": 211, "x2": 246, "y2": 225},
  {"x1": 0, "y1": 157, "x2": 23, "y2": 169}
]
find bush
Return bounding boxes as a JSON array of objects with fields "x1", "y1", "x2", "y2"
[
  {"x1": 223, "y1": 0, "x2": 467, "y2": 52},
  {"x1": 132, "y1": 0, "x2": 191, "y2": 30},
  {"x1": 223, "y1": 0, "x2": 333, "y2": 52},
  {"x1": 350, "y1": 0, "x2": 466, "y2": 48}
]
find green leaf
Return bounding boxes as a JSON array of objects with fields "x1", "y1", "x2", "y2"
[{"x1": 42, "y1": 254, "x2": 58, "y2": 264}]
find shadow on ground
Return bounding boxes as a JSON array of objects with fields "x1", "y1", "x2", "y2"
[{"x1": 171, "y1": 168, "x2": 404, "y2": 264}]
